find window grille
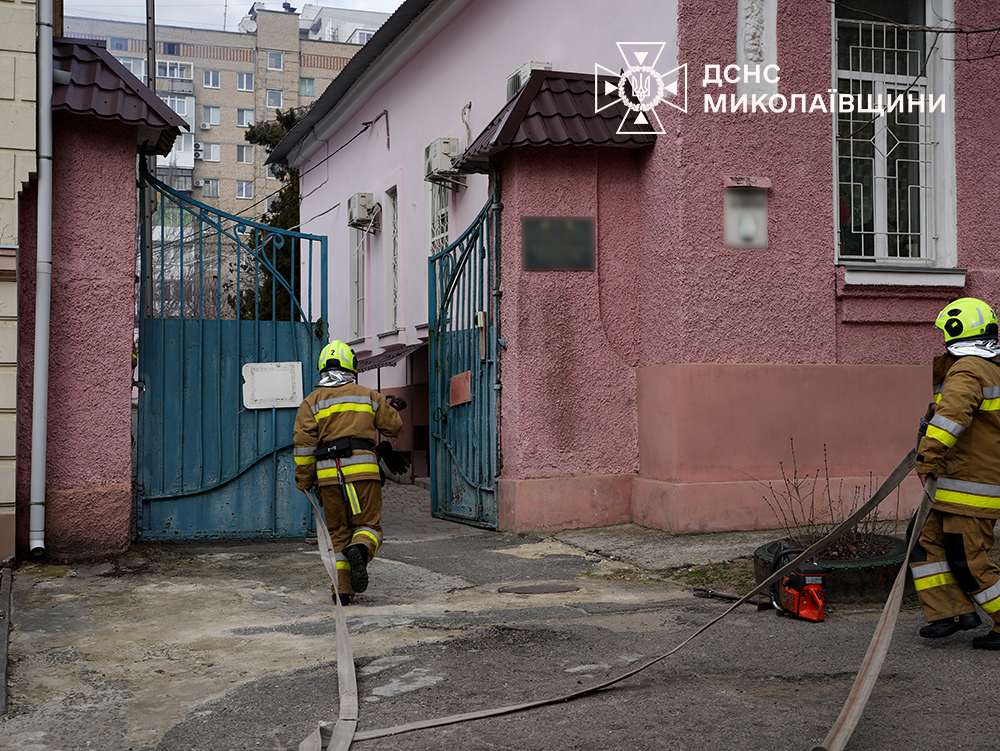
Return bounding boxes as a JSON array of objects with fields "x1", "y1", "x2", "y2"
[{"x1": 835, "y1": 4, "x2": 933, "y2": 262}]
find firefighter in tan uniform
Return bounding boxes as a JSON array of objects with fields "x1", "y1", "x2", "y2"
[
  {"x1": 912, "y1": 298, "x2": 1000, "y2": 650},
  {"x1": 294, "y1": 340, "x2": 404, "y2": 605}
]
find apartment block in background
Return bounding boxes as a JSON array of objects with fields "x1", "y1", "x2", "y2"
[{"x1": 66, "y1": 3, "x2": 388, "y2": 219}]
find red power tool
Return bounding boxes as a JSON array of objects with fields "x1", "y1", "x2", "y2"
[{"x1": 770, "y1": 542, "x2": 827, "y2": 622}]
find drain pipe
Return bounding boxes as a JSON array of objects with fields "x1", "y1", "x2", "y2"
[{"x1": 30, "y1": 0, "x2": 54, "y2": 554}]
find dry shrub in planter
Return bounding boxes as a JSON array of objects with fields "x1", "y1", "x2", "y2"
[{"x1": 757, "y1": 440, "x2": 901, "y2": 559}]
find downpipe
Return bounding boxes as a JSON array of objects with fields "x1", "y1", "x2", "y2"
[{"x1": 30, "y1": 0, "x2": 54, "y2": 554}]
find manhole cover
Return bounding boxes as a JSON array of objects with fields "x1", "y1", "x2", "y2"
[{"x1": 498, "y1": 583, "x2": 580, "y2": 595}]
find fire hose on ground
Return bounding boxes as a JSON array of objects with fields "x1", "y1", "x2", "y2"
[{"x1": 301, "y1": 444, "x2": 928, "y2": 751}]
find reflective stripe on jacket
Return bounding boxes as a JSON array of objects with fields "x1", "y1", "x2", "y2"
[
  {"x1": 293, "y1": 382, "x2": 403, "y2": 490},
  {"x1": 916, "y1": 353, "x2": 1000, "y2": 519}
]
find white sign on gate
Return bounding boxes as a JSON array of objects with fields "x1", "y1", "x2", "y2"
[{"x1": 241, "y1": 361, "x2": 304, "y2": 409}]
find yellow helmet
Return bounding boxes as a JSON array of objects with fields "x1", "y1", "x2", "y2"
[
  {"x1": 318, "y1": 340, "x2": 357, "y2": 373},
  {"x1": 935, "y1": 298, "x2": 998, "y2": 343}
]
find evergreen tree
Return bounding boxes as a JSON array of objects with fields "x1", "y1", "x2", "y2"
[{"x1": 238, "y1": 107, "x2": 305, "y2": 321}]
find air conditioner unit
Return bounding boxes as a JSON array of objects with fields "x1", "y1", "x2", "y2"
[
  {"x1": 193, "y1": 150, "x2": 203, "y2": 160},
  {"x1": 424, "y1": 138, "x2": 460, "y2": 179},
  {"x1": 348, "y1": 192, "x2": 379, "y2": 231},
  {"x1": 200, "y1": 122, "x2": 212, "y2": 130},
  {"x1": 506, "y1": 60, "x2": 552, "y2": 100},
  {"x1": 193, "y1": 179, "x2": 204, "y2": 187},
  {"x1": 193, "y1": 142, "x2": 204, "y2": 150}
]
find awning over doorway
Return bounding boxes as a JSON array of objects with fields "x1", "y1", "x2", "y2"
[
  {"x1": 356, "y1": 343, "x2": 425, "y2": 373},
  {"x1": 453, "y1": 69, "x2": 658, "y2": 174}
]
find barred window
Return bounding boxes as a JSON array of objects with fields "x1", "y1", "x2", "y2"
[{"x1": 835, "y1": 0, "x2": 954, "y2": 268}]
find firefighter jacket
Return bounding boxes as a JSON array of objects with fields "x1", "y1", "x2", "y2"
[
  {"x1": 915, "y1": 352, "x2": 1000, "y2": 519},
  {"x1": 293, "y1": 382, "x2": 403, "y2": 490}
]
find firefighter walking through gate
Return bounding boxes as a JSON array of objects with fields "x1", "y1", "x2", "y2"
[
  {"x1": 912, "y1": 298, "x2": 1000, "y2": 650},
  {"x1": 294, "y1": 340, "x2": 404, "y2": 605}
]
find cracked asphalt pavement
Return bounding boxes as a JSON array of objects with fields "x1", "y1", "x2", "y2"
[{"x1": 1, "y1": 528, "x2": 997, "y2": 751}]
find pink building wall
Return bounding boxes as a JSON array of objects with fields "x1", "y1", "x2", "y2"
[
  {"x1": 17, "y1": 113, "x2": 136, "y2": 560},
  {"x1": 291, "y1": 0, "x2": 998, "y2": 534},
  {"x1": 496, "y1": 0, "x2": 998, "y2": 533}
]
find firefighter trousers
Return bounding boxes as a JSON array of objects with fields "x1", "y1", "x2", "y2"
[
  {"x1": 317, "y1": 479, "x2": 383, "y2": 596},
  {"x1": 910, "y1": 509, "x2": 1000, "y2": 630}
]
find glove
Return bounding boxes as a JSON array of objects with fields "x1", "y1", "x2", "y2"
[
  {"x1": 375, "y1": 440, "x2": 411, "y2": 476},
  {"x1": 386, "y1": 395, "x2": 407, "y2": 411}
]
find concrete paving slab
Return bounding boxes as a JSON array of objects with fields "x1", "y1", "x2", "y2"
[{"x1": 555, "y1": 523, "x2": 780, "y2": 570}]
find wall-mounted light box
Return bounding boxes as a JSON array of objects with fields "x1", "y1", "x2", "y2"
[{"x1": 723, "y1": 176, "x2": 770, "y2": 249}]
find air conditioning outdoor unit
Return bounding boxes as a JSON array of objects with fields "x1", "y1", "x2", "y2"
[
  {"x1": 200, "y1": 122, "x2": 212, "y2": 130},
  {"x1": 348, "y1": 192, "x2": 379, "y2": 231},
  {"x1": 193, "y1": 179, "x2": 204, "y2": 187},
  {"x1": 193, "y1": 142, "x2": 204, "y2": 150},
  {"x1": 424, "y1": 138, "x2": 460, "y2": 180},
  {"x1": 506, "y1": 60, "x2": 551, "y2": 100},
  {"x1": 193, "y1": 150, "x2": 203, "y2": 160}
]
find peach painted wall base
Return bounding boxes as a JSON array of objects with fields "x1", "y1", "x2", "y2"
[
  {"x1": 632, "y1": 475, "x2": 923, "y2": 535},
  {"x1": 497, "y1": 474, "x2": 634, "y2": 533}
]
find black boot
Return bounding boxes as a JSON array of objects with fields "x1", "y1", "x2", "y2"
[
  {"x1": 919, "y1": 612, "x2": 981, "y2": 638},
  {"x1": 333, "y1": 592, "x2": 352, "y2": 606},
  {"x1": 344, "y1": 545, "x2": 369, "y2": 594},
  {"x1": 972, "y1": 629, "x2": 1000, "y2": 650}
]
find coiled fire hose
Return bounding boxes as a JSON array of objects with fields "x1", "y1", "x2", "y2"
[{"x1": 302, "y1": 446, "x2": 927, "y2": 751}]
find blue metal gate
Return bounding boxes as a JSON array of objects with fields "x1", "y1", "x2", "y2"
[
  {"x1": 428, "y1": 182, "x2": 500, "y2": 528},
  {"x1": 136, "y1": 165, "x2": 328, "y2": 539}
]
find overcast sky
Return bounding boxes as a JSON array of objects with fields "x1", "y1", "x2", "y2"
[{"x1": 64, "y1": 0, "x2": 404, "y2": 32}]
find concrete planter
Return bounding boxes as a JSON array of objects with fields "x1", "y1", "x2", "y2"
[{"x1": 752, "y1": 535, "x2": 911, "y2": 604}]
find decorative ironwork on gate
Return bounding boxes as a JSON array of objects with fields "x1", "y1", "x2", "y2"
[
  {"x1": 136, "y1": 163, "x2": 328, "y2": 538},
  {"x1": 428, "y1": 180, "x2": 501, "y2": 528}
]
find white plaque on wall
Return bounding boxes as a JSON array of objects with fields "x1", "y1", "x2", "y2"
[{"x1": 241, "y1": 362, "x2": 304, "y2": 409}]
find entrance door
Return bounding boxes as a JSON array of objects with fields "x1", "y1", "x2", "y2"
[
  {"x1": 136, "y1": 166, "x2": 328, "y2": 539},
  {"x1": 428, "y1": 183, "x2": 500, "y2": 528}
]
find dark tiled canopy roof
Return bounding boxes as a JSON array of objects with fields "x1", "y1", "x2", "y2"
[
  {"x1": 53, "y1": 38, "x2": 187, "y2": 156},
  {"x1": 454, "y1": 70, "x2": 657, "y2": 174}
]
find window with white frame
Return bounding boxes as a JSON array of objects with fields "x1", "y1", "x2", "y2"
[
  {"x1": 110, "y1": 37, "x2": 128, "y2": 51},
  {"x1": 202, "y1": 178, "x2": 219, "y2": 197},
  {"x1": 202, "y1": 143, "x2": 220, "y2": 162},
  {"x1": 348, "y1": 29, "x2": 373, "y2": 45},
  {"x1": 238, "y1": 72, "x2": 254, "y2": 91},
  {"x1": 204, "y1": 69, "x2": 220, "y2": 88},
  {"x1": 267, "y1": 51, "x2": 283, "y2": 70},
  {"x1": 266, "y1": 164, "x2": 277, "y2": 179},
  {"x1": 236, "y1": 145, "x2": 254, "y2": 164},
  {"x1": 237, "y1": 108, "x2": 254, "y2": 127},
  {"x1": 386, "y1": 187, "x2": 399, "y2": 332},
  {"x1": 300, "y1": 77, "x2": 315, "y2": 96},
  {"x1": 162, "y1": 94, "x2": 187, "y2": 117},
  {"x1": 203, "y1": 106, "x2": 220, "y2": 126},
  {"x1": 350, "y1": 227, "x2": 365, "y2": 341},
  {"x1": 266, "y1": 89, "x2": 283, "y2": 108},
  {"x1": 835, "y1": 0, "x2": 954, "y2": 265},
  {"x1": 116, "y1": 56, "x2": 145, "y2": 83},
  {"x1": 429, "y1": 183, "x2": 449, "y2": 256},
  {"x1": 237, "y1": 180, "x2": 253, "y2": 199},
  {"x1": 157, "y1": 60, "x2": 192, "y2": 79},
  {"x1": 163, "y1": 42, "x2": 181, "y2": 56}
]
